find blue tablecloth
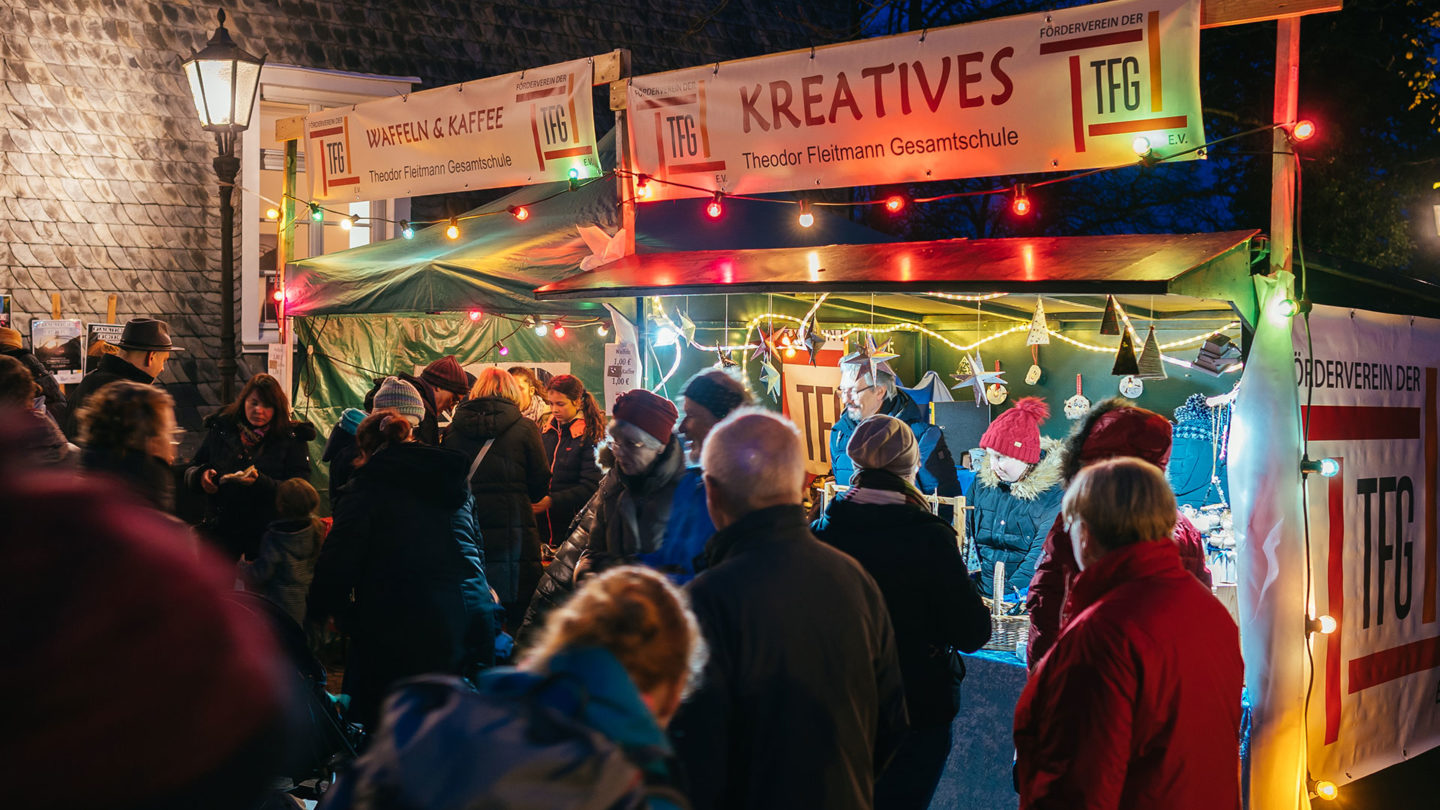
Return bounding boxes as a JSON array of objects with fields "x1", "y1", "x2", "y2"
[{"x1": 929, "y1": 649, "x2": 1027, "y2": 810}]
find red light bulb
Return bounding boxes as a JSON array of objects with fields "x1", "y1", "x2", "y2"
[
  {"x1": 553, "y1": 325, "x2": 567, "y2": 338},
  {"x1": 468, "y1": 310, "x2": 482, "y2": 321},
  {"x1": 271, "y1": 289, "x2": 284, "y2": 302},
  {"x1": 706, "y1": 192, "x2": 723, "y2": 219},
  {"x1": 1292, "y1": 120, "x2": 1316, "y2": 141},
  {"x1": 509, "y1": 205, "x2": 530, "y2": 221},
  {"x1": 884, "y1": 196, "x2": 905, "y2": 213}
]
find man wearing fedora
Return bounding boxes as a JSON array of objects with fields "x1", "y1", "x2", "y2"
[{"x1": 63, "y1": 318, "x2": 181, "y2": 440}]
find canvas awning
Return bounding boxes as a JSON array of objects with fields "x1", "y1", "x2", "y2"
[{"x1": 534, "y1": 230, "x2": 1260, "y2": 302}]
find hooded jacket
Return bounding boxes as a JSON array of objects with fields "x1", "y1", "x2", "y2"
[
  {"x1": 811, "y1": 476, "x2": 991, "y2": 727},
  {"x1": 320, "y1": 407, "x2": 366, "y2": 508},
  {"x1": 443, "y1": 396, "x2": 550, "y2": 615},
  {"x1": 830, "y1": 388, "x2": 962, "y2": 497},
  {"x1": 539, "y1": 416, "x2": 602, "y2": 547},
  {"x1": 239, "y1": 517, "x2": 325, "y2": 626},
  {"x1": 307, "y1": 441, "x2": 498, "y2": 727},
  {"x1": 966, "y1": 435, "x2": 1064, "y2": 598},
  {"x1": 185, "y1": 411, "x2": 315, "y2": 561},
  {"x1": 518, "y1": 438, "x2": 685, "y2": 645},
  {"x1": 1014, "y1": 540, "x2": 1243, "y2": 810},
  {"x1": 1026, "y1": 401, "x2": 1212, "y2": 665}
]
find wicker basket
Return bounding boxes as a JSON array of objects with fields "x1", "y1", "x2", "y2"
[{"x1": 979, "y1": 561, "x2": 1031, "y2": 653}]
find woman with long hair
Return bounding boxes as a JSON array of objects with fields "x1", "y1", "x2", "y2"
[
  {"x1": 77, "y1": 380, "x2": 178, "y2": 510},
  {"x1": 507, "y1": 365, "x2": 551, "y2": 429},
  {"x1": 321, "y1": 566, "x2": 704, "y2": 808},
  {"x1": 307, "y1": 409, "x2": 498, "y2": 728},
  {"x1": 443, "y1": 367, "x2": 550, "y2": 628},
  {"x1": 186, "y1": 373, "x2": 315, "y2": 561},
  {"x1": 534, "y1": 374, "x2": 603, "y2": 549}
]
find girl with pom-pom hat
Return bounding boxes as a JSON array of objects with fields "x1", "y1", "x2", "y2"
[{"x1": 967, "y1": 397, "x2": 1065, "y2": 599}]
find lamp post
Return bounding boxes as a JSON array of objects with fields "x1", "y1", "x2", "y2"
[{"x1": 183, "y1": 10, "x2": 265, "y2": 404}]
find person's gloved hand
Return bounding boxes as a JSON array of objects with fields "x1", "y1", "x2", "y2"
[{"x1": 494, "y1": 631, "x2": 515, "y2": 664}]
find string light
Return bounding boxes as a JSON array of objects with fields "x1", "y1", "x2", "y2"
[
  {"x1": 497, "y1": 343, "x2": 509, "y2": 356},
  {"x1": 884, "y1": 195, "x2": 905, "y2": 213},
  {"x1": 1301, "y1": 455, "x2": 1340, "y2": 478},
  {"x1": 567, "y1": 167, "x2": 581, "y2": 181},
  {"x1": 553, "y1": 324, "x2": 567, "y2": 338},
  {"x1": 1291, "y1": 120, "x2": 1316, "y2": 142},
  {"x1": 340, "y1": 214, "x2": 355, "y2": 231},
  {"x1": 534, "y1": 321, "x2": 549, "y2": 337},
  {"x1": 509, "y1": 205, "x2": 530, "y2": 221},
  {"x1": 446, "y1": 217, "x2": 460, "y2": 240},
  {"x1": 636, "y1": 175, "x2": 652, "y2": 200},
  {"x1": 1132, "y1": 136, "x2": 1152, "y2": 156},
  {"x1": 1011, "y1": 185, "x2": 1032, "y2": 216},
  {"x1": 265, "y1": 207, "x2": 280, "y2": 220},
  {"x1": 797, "y1": 201, "x2": 814, "y2": 228},
  {"x1": 271, "y1": 288, "x2": 284, "y2": 302},
  {"x1": 309, "y1": 203, "x2": 323, "y2": 223},
  {"x1": 468, "y1": 309, "x2": 482, "y2": 322},
  {"x1": 400, "y1": 220, "x2": 414, "y2": 239},
  {"x1": 1310, "y1": 779, "x2": 1338, "y2": 801},
  {"x1": 706, "y1": 192, "x2": 724, "y2": 219},
  {"x1": 597, "y1": 323, "x2": 610, "y2": 337},
  {"x1": 925, "y1": 292, "x2": 1007, "y2": 302},
  {"x1": 1307, "y1": 615, "x2": 1338, "y2": 635}
]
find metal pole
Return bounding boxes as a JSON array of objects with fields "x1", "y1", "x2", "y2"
[{"x1": 215, "y1": 132, "x2": 240, "y2": 404}]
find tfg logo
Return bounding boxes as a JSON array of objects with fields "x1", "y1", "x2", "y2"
[{"x1": 307, "y1": 116, "x2": 359, "y2": 194}]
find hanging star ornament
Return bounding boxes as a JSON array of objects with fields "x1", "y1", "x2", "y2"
[
  {"x1": 840, "y1": 333, "x2": 899, "y2": 381},
  {"x1": 951, "y1": 349, "x2": 1006, "y2": 406},
  {"x1": 715, "y1": 349, "x2": 738, "y2": 369},
  {"x1": 749, "y1": 327, "x2": 776, "y2": 364},
  {"x1": 677, "y1": 311, "x2": 696, "y2": 345},
  {"x1": 803, "y1": 329, "x2": 825, "y2": 365},
  {"x1": 760, "y1": 360, "x2": 782, "y2": 400}
]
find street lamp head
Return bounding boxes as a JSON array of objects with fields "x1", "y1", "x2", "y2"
[{"x1": 182, "y1": 10, "x2": 266, "y2": 135}]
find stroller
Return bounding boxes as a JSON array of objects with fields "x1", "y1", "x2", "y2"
[{"x1": 226, "y1": 591, "x2": 366, "y2": 801}]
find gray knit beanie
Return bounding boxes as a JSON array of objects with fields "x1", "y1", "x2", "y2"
[
  {"x1": 373, "y1": 377, "x2": 426, "y2": 427},
  {"x1": 846, "y1": 414, "x2": 920, "y2": 480}
]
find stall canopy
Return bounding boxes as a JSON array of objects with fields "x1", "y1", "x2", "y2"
[{"x1": 285, "y1": 129, "x2": 892, "y2": 319}]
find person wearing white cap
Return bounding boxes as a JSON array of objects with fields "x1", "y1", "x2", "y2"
[{"x1": 812, "y1": 414, "x2": 991, "y2": 810}]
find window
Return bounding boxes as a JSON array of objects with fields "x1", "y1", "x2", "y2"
[{"x1": 240, "y1": 65, "x2": 418, "y2": 348}]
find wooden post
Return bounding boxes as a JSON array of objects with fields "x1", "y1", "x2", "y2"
[
  {"x1": 1270, "y1": 18, "x2": 1301, "y2": 276},
  {"x1": 50, "y1": 293, "x2": 61, "y2": 320},
  {"x1": 105, "y1": 294, "x2": 117, "y2": 324},
  {"x1": 608, "y1": 50, "x2": 637, "y2": 257},
  {"x1": 274, "y1": 115, "x2": 305, "y2": 398}
]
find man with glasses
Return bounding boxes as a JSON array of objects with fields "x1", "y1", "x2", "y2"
[{"x1": 830, "y1": 364, "x2": 962, "y2": 500}]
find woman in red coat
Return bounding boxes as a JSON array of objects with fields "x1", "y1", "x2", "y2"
[
  {"x1": 1013, "y1": 458, "x2": 1242, "y2": 810},
  {"x1": 1025, "y1": 399, "x2": 1211, "y2": 666}
]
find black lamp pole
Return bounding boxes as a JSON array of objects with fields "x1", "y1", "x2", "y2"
[{"x1": 183, "y1": 9, "x2": 264, "y2": 405}]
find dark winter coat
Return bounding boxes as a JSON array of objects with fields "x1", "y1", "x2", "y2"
[
  {"x1": 812, "y1": 482, "x2": 991, "y2": 728},
  {"x1": 442, "y1": 396, "x2": 549, "y2": 614},
  {"x1": 184, "y1": 412, "x2": 315, "y2": 561},
  {"x1": 671, "y1": 505, "x2": 909, "y2": 810},
  {"x1": 307, "y1": 442, "x2": 499, "y2": 728},
  {"x1": 81, "y1": 447, "x2": 175, "y2": 513},
  {"x1": 2, "y1": 346, "x2": 68, "y2": 429},
  {"x1": 966, "y1": 437, "x2": 1064, "y2": 598},
  {"x1": 1014, "y1": 540, "x2": 1243, "y2": 810},
  {"x1": 519, "y1": 438, "x2": 686, "y2": 644},
  {"x1": 62, "y1": 353, "x2": 155, "y2": 439},
  {"x1": 538, "y1": 417, "x2": 602, "y2": 546},
  {"x1": 321, "y1": 408, "x2": 366, "y2": 508},
  {"x1": 830, "y1": 389, "x2": 962, "y2": 497},
  {"x1": 239, "y1": 517, "x2": 325, "y2": 626}
]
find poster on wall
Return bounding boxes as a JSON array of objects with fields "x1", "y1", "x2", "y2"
[
  {"x1": 85, "y1": 323, "x2": 123, "y2": 373},
  {"x1": 30, "y1": 319, "x2": 84, "y2": 383},
  {"x1": 0, "y1": 293, "x2": 11, "y2": 328},
  {"x1": 781, "y1": 339, "x2": 847, "y2": 476},
  {"x1": 305, "y1": 58, "x2": 599, "y2": 202},
  {"x1": 1298, "y1": 305, "x2": 1440, "y2": 784},
  {"x1": 604, "y1": 342, "x2": 639, "y2": 410},
  {"x1": 627, "y1": 0, "x2": 1203, "y2": 200}
]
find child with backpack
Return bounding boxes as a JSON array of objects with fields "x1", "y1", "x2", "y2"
[
  {"x1": 319, "y1": 566, "x2": 703, "y2": 809},
  {"x1": 239, "y1": 477, "x2": 327, "y2": 626}
]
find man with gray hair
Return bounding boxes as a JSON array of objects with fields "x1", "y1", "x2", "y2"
[
  {"x1": 671, "y1": 408, "x2": 908, "y2": 810},
  {"x1": 831, "y1": 364, "x2": 961, "y2": 499}
]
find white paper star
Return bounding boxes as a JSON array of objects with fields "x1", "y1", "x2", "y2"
[
  {"x1": 840, "y1": 334, "x2": 899, "y2": 381},
  {"x1": 760, "y1": 361, "x2": 781, "y2": 400},
  {"x1": 951, "y1": 349, "x2": 1006, "y2": 406}
]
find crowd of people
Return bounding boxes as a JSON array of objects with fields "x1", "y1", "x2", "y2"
[{"x1": 1, "y1": 315, "x2": 1243, "y2": 810}]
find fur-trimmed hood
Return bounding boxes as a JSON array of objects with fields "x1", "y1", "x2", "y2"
[{"x1": 977, "y1": 435, "x2": 1064, "y2": 501}]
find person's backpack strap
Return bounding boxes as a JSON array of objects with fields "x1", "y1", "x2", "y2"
[{"x1": 466, "y1": 438, "x2": 497, "y2": 483}]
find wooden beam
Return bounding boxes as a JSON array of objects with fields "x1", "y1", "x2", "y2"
[
  {"x1": 105, "y1": 293, "x2": 117, "y2": 324},
  {"x1": 610, "y1": 82, "x2": 628, "y2": 111},
  {"x1": 593, "y1": 50, "x2": 625, "y2": 86},
  {"x1": 1270, "y1": 17, "x2": 1301, "y2": 276},
  {"x1": 275, "y1": 114, "x2": 305, "y2": 143},
  {"x1": 1201, "y1": 0, "x2": 1341, "y2": 29}
]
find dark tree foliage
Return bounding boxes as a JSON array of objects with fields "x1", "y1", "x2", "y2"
[{"x1": 817, "y1": 0, "x2": 1440, "y2": 278}]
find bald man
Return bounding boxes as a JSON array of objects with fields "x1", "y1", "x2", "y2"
[{"x1": 670, "y1": 408, "x2": 908, "y2": 810}]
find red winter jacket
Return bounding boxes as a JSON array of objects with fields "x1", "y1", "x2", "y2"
[
  {"x1": 1026, "y1": 511, "x2": 1209, "y2": 665},
  {"x1": 1013, "y1": 540, "x2": 1242, "y2": 810},
  {"x1": 1026, "y1": 401, "x2": 1212, "y2": 666}
]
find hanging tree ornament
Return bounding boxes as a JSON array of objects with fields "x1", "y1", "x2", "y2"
[
  {"x1": 1111, "y1": 327, "x2": 1140, "y2": 376},
  {"x1": 1136, "y1": 324, "x2": 1168, "y2": 380},
  {"x1": 1100, "y1": 295, "x2": 1123, "y2": 336},
  {"x1": 749, "y1": 326, "x2": 776, "y2": 364},
  {"x1": 1025, "y1": 344, "x2": 1046, "y2": 385},
  {"x1": 802, "y1": 328, "x2": 825, "y2": 366},
  {"x1": 715, "y1": 349, "x2": 739, "y2": 369},
  {"x1": 840, "y1": 333, "x2": 899, "y2": 381},
  {"x1": 1027, "y1": 298, "x2": 1050, "y2": 346},
  {"x1": 677, "y1": 311, "x2": 697, "y2": 346},
  {"x1": 986, "y1": 360, "x2": 1009, "y2": 405},
  {"x1": 760, "y1": 360, "x2": 782, "y2": 401},
  {"x1": 1118, "y1": 375, "x2": 1144, "y2": 398},
  {"x1": 1065, "y1": 373, "x2": 1092, "y2": 420},
  {"x1": 951, "y1": 349, "x2": 1006, "y2": 407}
]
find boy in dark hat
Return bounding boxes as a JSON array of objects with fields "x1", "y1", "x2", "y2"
[
  {"x1": 63, "y1": 318, "x2": 181, "y2": 440},
  {"x1": 362, "y1": 355, "x2": 470, "y2": 445}
]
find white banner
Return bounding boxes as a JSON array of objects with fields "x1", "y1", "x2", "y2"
[
  {"x1": 305, "y1": 59, "x2": 598, "y2": 201},
  {"x1": 604, "y1": 342, "x2": 640, "y2": 410},
  {"x1": 780, "y1": 339, "x2": 847, "y2": 476},
  {"x1": 627, "y1": 0, "x2": 1203, "y2": 200},
  {"x1": 1297, "y1": 305, "x2": 1440, "y2": 783}
]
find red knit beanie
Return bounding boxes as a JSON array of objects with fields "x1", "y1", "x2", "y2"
[
  {"x1": 980, "y1": 397, "x2": 1050, "y2": 464},
  {"x1": 420, "y1": 355, "x2": 470, "y2": 395},
  {"x1": 1079, "y1": 407, "x2": 1173, "y2": 469},
  {"x1": 612, "y1": 389, "x2": 678, "y2": 445}
]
